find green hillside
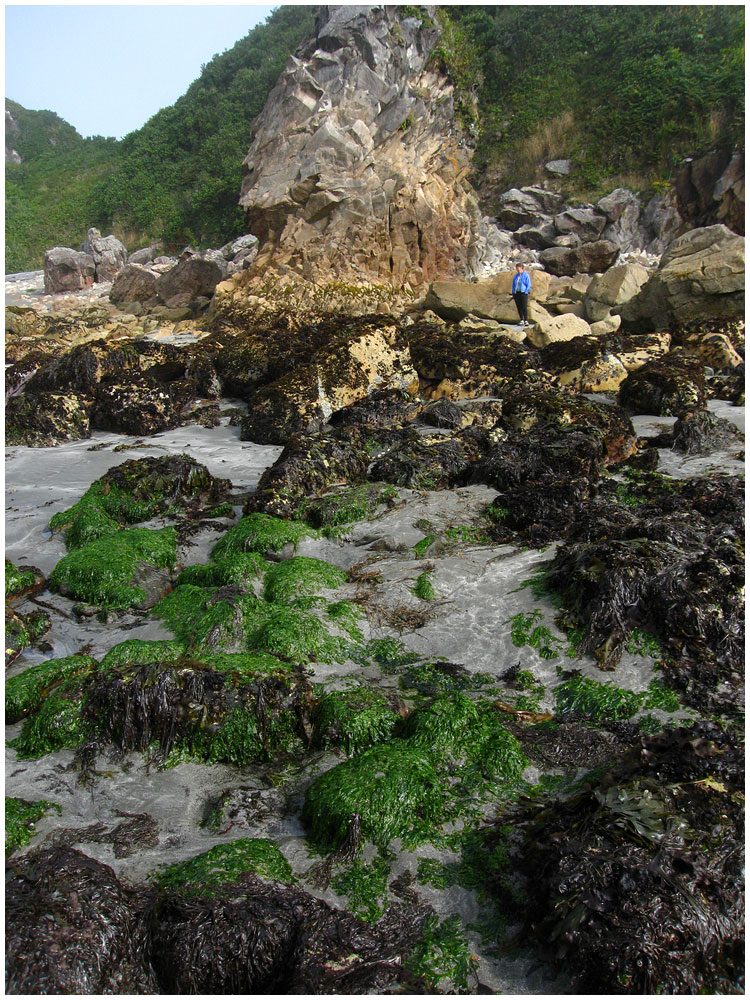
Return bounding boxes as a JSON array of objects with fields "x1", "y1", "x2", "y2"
[
  {"x1": 6, "y1": 5, "x2": 744, "y2": 273},
  {"x1": 440, "y1": 5, "x2": 744, "y2": 196},
  {"x1": 5, "y1": 6, "x2": 315, "y2": 272}
]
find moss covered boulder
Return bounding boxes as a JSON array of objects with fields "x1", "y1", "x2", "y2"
[
  {"x1": 49, "y1": 527, "x2": 176, "y2": 609},
  {"x1": 313, "y1": 686, "x2": 402, "y2": 756},
  {"x1": 5, "y1": 606, "x2": 51, "y2": 668},
  {"x1": 6, "y1": 654, "x2": 97, "y2": 723}
]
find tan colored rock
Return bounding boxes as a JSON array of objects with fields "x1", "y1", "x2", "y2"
[
  {"x1": 589, "y1": 314, "x2": 622, "y2": 336},
  {"x1": 552, "y1": 302, "x2": 586, "y2": 317},
  {"x1": 584, "y1": 262, "x2": 650, "y2": 322},
  {"x1": 525, "y1": 310, "x2": 592, "y2": 348},
  {"x1": 682, "y1": 331, "x2": 743, "y2": 369},
  {"x1": 618, "y1": 225, "x2": 745, "y2": 326},
  {"x1": 234, "y1": 7, "x2": 482, "y2": 306},
  {"x1": 423, "y1": 280, "x2": 519, "y2": 323},
  {"x1": 557, "y1": 355, "x2": 629, "y2": 392}
]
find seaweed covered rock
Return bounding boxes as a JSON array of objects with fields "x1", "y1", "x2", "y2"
[
  {"x1": 313, "y1": 686, "x2": 402, "y2": 756},
  {"x1": 6, "y1": 654, "x2": 97, "y2": 723},
  {"x1": 5, "y1": 796, "x2": 61, "y2": 857},
  {"x1": 149, "y1": 870, "x2": 428, "y2": 994},
  {"x1": 669, "y1": 409, "x2": 744, "y2": 455},
  {"x1": 82, "y1": 653, "x2": 313, "y2": 767},
  {"x1": 49, "y1": 527, "x2": 176, "y2": 609},
  {"x1": 406, "y1": 319, "x2": 543, "y2": 395},
  {"x1": 506, "y1": 722, "x2": 744, "y2": 994},
  {"x1": 330, "y1": 388, "x2": 423, "y2": 430},
  {"x1": 5, "y1": 391, "x2": 91, "y2": 446},
  {"x1": 546, "y1": 474, "x2": 744, "y2": 699},
  {"x1": 240, "y1": 323, "x2": 417, "y2": 444},
  {"x1": 5, "y1": 560, "x2": 43, "y2": 600},
  {"x1": 5, "y1": 845, "x2": 156, "y2": 994},
  {"x1": 5, "y1": 606, "x2": 51, "y2": 668},
  {"x1": 539, "y1": 336, "x2": 629, "y2": 392},
  {"x1": 618, "y1": 352, "x2": 706, "y2": 415},
  {"x1": 368, "y1": 428, "x2": 485, "y2": 490},
  {"x1": 90, "y1": 376, "x2": 185, "y2": 436},
  {"x1": 49, "y1": 455, "x2": 232, "y2": 550}
]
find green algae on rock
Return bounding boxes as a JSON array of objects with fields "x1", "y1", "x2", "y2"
[
  {"x1": 405, "y1": 913, "x2": 479, "y2": 992},
  {"x1": 212, "y1": 513, "x2": 315, "y2": 558},
  {"x1": 49, "y1": 526, "x2": 176, "y2": 609},
  {"x1": 177, "y1": 551, "x2": 269, "y2": 589},
  {"x1": 153, "y1": 838, "x2": 294, "y2": 896},
  {"x1": 5, "y1": 606, "x2": 52, "y2": 668},
  {"x1": 5, "y1": 796, "x2": 62, "y2": 857},
  {"x1": 554, "y1": 673, "x2": 681, "y2": 724},
  {"x1": 313, "y1": 686, "x2": 401, "y2": 756},
  {"x1": 263, "y1": 556, "x2": 347, "y2": 604},
  {"x1": 5, "y1": 559, "x2": 42, "y2": 599},
  {"x1": 6, "y1": 654, "x2": 97, "y2": 722},
  {"x1": 9, "y1": 679, "x2": 93, "y2": 759},
  {"x1": 330, "y1": 855, "x2": 391, "y2": 923},
  {"x1": 100, "y1": 639, "x2": 186, "y2": 673}
]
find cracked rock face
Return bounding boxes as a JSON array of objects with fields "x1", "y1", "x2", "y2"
[{"x1": 235, "y1": 5, "x2": 479, "y2": 299}]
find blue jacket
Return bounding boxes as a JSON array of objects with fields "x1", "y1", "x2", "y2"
[{"x1": 512, "y1": 270, "x2": 531, "y2": 294}]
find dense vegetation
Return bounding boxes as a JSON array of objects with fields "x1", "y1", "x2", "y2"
[
  {"x1": 6, "y1": 5, "x2": 744, "y2": 272},
  {"x1": 441, "y1": 5, "x2": 745, "y2": 193}
]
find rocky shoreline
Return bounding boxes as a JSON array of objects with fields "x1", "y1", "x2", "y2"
[{"x1": 5, "y1": 259, "x2": 745, "y2": 992}]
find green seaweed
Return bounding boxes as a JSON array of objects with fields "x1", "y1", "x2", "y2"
[
  {"x1": 406, "y1": 914, "x2": 478, "y2": 992},
  {"x1": 330, "y1": 855, "x2": 391, "y2": 922},
  {"x1": 153, "y1": 838, "x2": 293, "y2": 895},
  {"x1": 506, "y1": 609, "x2": 565, "y2": 659},
  {"x1": 414, "y1": 533, "x2": 439, "y2": 558},
  {"x1": 244, "y1": 604, "x2": 352, "y2": 664},
  {"x1": 6, "y1": 654, "x2": 97, "y2": 722},
  {"x1": 313, "y1": 687, "x2": 400, "y2": 756},
  {"x1": 5, "y1": 560, "x2": 37, "y2": 599},
  {"x1": 212, "y1": 513, "x2": 314, "y2": 559},
  {"x1": 177, "y1": 552, "x2": 268, "y2": 589},
  {"x1": 263, "y1": 557, "x2": 347, "y2": 604},
  {"x1": 303, "y1": 743, "x2": 445, "y2": 851},
  {"x1": 365, "y1": 637, "x2": 421, "y2": 669},
  {"x1": 5, "y1": 609, "x2": 51, "y2": 658},
  {"x1": 626, "y1": 629, "x2": 662, "y2": 658},
  {"x1": 403, "y1": 692, "x2": 480, "y2": 752},
  {"x1": 5, "y1": 796, "x2": 61, "y2": 857},
  {"x1": 9, "y1": 681, "x2": 92, "y2": 759},
  {"x1": 49, "y1": 527, "x2": 176, "y2": 608},
  {"x1": 555, "y1": 675, "x2": 681, "y2": 722},
  {"x1": 100, "y1": 639, "x2": 185, "y2": 673},
  {"x1": 205, "y1": 502, "x2": 234, "y2": 518},
  {"x1": 325, "y1": 600, "x2": 364, "y2": 641},
  {"x1": 299, "y1": 484, "x2": 379, "y2": 529},
  {"x1": 412, "y1": 570, "x2": 436, "y2": 601}
]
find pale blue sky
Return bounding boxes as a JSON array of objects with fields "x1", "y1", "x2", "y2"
[{"x1": 5, "y1": 4, "x2": 280, "y2": 139}]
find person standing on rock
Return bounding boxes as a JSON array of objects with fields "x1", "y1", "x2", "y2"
[{"x1": 512, "y1": 262, "x2": 531, "y2": 326}]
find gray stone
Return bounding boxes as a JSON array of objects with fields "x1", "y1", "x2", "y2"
[
  {"x1": 128, "y1": 245, "x2": 161, "y2": 266},
  {"x1": 109, "y1": 264, "x2": 159, "y2": 307},
  {"x1": 156, "y1": 257, "x2": 225, "y2": 303},
  {"x1": 81, "y1": 228, "x2": 128, "y2": 282},
  {"x1": 553, "y1": 207, "x2": 607, "y2": 243},
  {"x1": 545, "y1": 159, "x2": 571, "y2": 175},
  {"x1": 43, "y1": 247, "x2": 96, "y2": 294}
]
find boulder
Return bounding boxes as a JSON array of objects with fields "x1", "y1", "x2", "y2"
[
  {"x1": 43, "y1": 247, "x2": 96, "y2": 294},
  {"x1": 584, "y1": 262, "x2": 651, "y2": 321},
  {"x1": 545, "y1": 159, "x2": 571, "y2": 175},
  {"x1": 525, "y1": 309, "x2": 592, "y2": 348},
  {"x1": 597, "y1": 188, "x2": 643, "y2": 250},
  {"x1": 675, "y1": 148, "x2": 745, "y2": 235},
  {"x1": 424, "y1": 271, "x2": 550, "y2": 323},
  {"x1": 680, "y1": 331, "x2": 743, "y2": 370},
  {"x1": 496, "y1": 188, "x2": 551, "y2": 229},
  {"x1": 241, "y1": 325, "x2": 418, "y2": 444},
  {"x1": 553, "y1": 207, "x2": 608, "y2": 243},
  {"x1": 614, "y1": 330, "x2": 671, "y2": 371},
  {"x1": 515, "y1": 222, "x2": 558, "y2": 250},
  {"x1": 128, "y1": 245, "x2": 162, "y2": 266},
  {"x1": 618, "y1": 225, "x2": 745, "y2": 328},
  {"x1": 81, "y1": 228, "x2": 128, "y2": 282},
  {"x1": 110, "y1": 264, "x2": 160, "y2": 307},
  {"x1": 589, "y1": 314, "x2": 622, "y2": 336},
  {"x1": 6, "y1": 392, "x2": 91, "y2": 447},
  {"x1": 539, "y1": 240, "x2": 620, "y2": 276},
  {"x1": 156, "y1": 256, "x2": 225, "y2": 303}
]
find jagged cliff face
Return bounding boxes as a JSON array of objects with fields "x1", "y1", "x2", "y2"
[{"x1": 235, "y1": 5, "x2": 479, "y2": 300}]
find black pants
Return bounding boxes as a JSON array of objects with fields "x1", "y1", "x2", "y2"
[{"x1": 513, "y1": 291, "x2": 529, "y2": 322}]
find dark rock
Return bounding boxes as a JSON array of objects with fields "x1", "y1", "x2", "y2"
[
  {"x1": 5, "y1": 391, "x2": 91, "y2": 446},
  {"x1": 110, "y1": 263, "x2": 159, "y2": 307},
  {"x1": 90, "y1": 376, "x2": 184, "y2": 436},
  {"x1": 423, "y1": 398, "x2": 462, "y2": 429},
  {"x1": 330, "y1": 388, "x2": 423, "y2": 429},
  {"x1": 5, "y1": 605, "x2": 52, "y2": 667},
  {"x1": 675, "y1": 148, "x2": 744, "y2": 235},
  {"x1": 539, "y1": 240, "x2": 620, "y2": 276},
  {"x1": 553, "y1": 206, "x2": 608, "y2": 243},
  {"x1": 5, "y1": 845, "x2": 156, "y2": 994},
  {"x1": 618, "y1": 353, "x2": 706, "y2": 416}
]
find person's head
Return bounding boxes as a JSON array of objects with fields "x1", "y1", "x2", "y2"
[{"x1": 515, "y1": 262, "x2": 525, "y2": 272}]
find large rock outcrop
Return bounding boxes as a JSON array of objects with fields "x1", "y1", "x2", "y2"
[
  {"x1": 225, "y1": 6, "x2": 481, "y2": 307},
  {"x1": 618, "y1": 225, "x2": 745, "y2": 329}
]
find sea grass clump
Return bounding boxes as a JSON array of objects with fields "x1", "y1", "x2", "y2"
[
  {"x1": 49, "y1": 527, "x2": 176, "y2": 609},
  {"x1": 5, "y1": 797, "x2": 61, "y2": 856},
  {"x1": 176, "y1": 551, "x2": 268, "y2": 589},
  {"x1": 9, "y1": 678, "x2": 93, "y2": 759},
  {"x1": 5, "y1": 559, "x2": 40, "y2": 599},
  {"x1": 263, "y1": 557, "x2": 347, "y2": 604}
]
